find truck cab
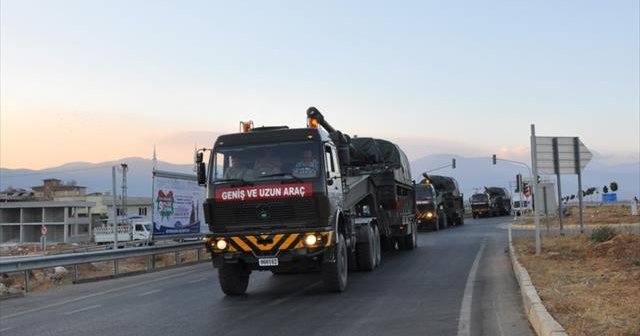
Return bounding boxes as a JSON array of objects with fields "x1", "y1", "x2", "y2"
[
  {"x1": 415, "y1": 183, "x2": 438, "y2": 230},
  {"x1": 470, "y1": 193, "x2": 491, "y2": 218}
]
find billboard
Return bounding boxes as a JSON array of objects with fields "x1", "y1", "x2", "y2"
[{"x1": 152, "y1": 170, "x2": 206, "y2": 239}]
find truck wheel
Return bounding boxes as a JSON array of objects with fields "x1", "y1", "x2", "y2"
[
  {"x1": 403, "y1": 222, "x2": 417, "y2": 250},
  {"x1": 356, "y1": 226, "x2": 376, "y2": 271},
  {"x1": 322, "y1": 233, "x2": 348, "y2": 292},
  {"x1": 437, "y1": 211, "x2": 446, "y2": 230},
  {"x1": 218, "y1": 262, "x2": 250, "y2": 296},
  {"x1": 373, "y1": 225, "x2": 381, "y2": 267}
]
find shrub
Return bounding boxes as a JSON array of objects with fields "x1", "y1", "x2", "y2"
[{"x1": 590, "y1": 226, "x2": 618, "y2": 243}]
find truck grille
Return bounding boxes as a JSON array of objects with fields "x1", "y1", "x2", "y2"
[{"x1": 213, "y1": 198, "x2": 318, "y2": 228}]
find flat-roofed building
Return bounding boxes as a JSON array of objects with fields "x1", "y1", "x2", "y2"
[{"x1": 0, "y1": 201, "x2": 94, "y2": 244}]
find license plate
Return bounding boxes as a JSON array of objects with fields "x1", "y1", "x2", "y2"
[{"x1": 258, "y1": 257, "x2": 279, "y2": 267}]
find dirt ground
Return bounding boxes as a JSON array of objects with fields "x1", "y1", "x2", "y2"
[
  {"x1": 513, "y1": 233, "x2": 640, "y2": 336},
  {"x1": 0, "y1": 249, "x2": 210, "y2": 295},
  {"x1": 515, "y1": 204, "x2": 639, "y2": 227}
]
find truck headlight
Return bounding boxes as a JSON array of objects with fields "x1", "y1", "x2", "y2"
[
  {"x1": 215, "y1": 239, "x2": 228, "y2": 250},
  {"x1": 426, "y1": 212, "x2": 433, "y2": 218},
  {"x1": 304, "y1": 234, "x2": 318, "y2": 247}
]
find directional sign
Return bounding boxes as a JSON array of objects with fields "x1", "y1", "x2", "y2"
[{"x1": 535, "y1": 136, "x2": 592, "y2": 174}]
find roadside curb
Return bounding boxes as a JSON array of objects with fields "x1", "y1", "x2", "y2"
[{"x1": 508, "y1": 226, "x2": 568, "y2": 336}]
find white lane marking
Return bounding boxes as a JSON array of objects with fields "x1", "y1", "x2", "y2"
[
  {"x1": 63, "y1": 304, "x2": 101, "y2": 316},
  {"x1": 138, "y1": 289, "x2": 162, "y2": 297},
  {"x1": 457, "y1": 240, "x2": 487, "y2": 336},
  {"x1": 1, "y1": 267, "x2": 202, "y2": 320},
  {"x1": 0, "y1": 327, "x2": 13, "y2": 332},
  {"x1": 268, "y1": 281, "x2": 321, "y2": 307},
  {"x1": 187, "y1": 277, "x2": 207, "y2": 284}
]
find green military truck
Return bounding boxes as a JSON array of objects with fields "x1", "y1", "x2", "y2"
[{"x1": 196, "y1": 107, "x2": 417, "y2": 295}]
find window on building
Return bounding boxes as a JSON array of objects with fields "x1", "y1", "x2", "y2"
[
  {"x1": 117, "y1": 208, "x2": 125, "y2": 216},
  {"x1": 139, "y1": 207, "x2": 147, "y2": 216}
]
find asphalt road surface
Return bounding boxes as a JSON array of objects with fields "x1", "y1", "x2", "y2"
[{"x1": 0, "y1": 217, "x2": 533, "y2": 336}]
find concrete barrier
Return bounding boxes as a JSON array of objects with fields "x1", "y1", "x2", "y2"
[{"x1": 508, "y1": 226, "x2": 568, "y2": 336}]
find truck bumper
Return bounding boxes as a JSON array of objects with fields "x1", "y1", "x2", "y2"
[{"x1": 204, "y1": 231, "x2": 334, "y2": 271}]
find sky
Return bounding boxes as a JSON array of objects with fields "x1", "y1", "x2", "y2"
[{"x1": 1, "y1": 0, "x2": 639, "y2": 169}]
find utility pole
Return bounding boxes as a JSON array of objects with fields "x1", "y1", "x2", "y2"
[
  {"x1": 112, "y1": 166, "x2": 118, "y2": 249},
  {"x1": 121, "y1": 163, "x2": 130, "y2": 240}
]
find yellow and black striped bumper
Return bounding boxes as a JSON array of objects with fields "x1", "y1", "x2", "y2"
[{"x1": 204, "y1": 232, "x2": 333, "y2": 255}]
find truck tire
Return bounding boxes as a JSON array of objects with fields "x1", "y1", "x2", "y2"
[
  {"x1": 356, "y1": 226, "x2": 376, "y2": 271},
  {"x1": 402, "y1": 222, "x2": 417, "y2": 250},
  {"x1": 322, "y1": 233, "x2": 348, "y2": 292},
  {"x1": 218, "y1": 262, "x2": 250, "y2": 296},
  {"x1": 437, "y1": 210, "x2": 446, "y2": 230},
  {"x1": 373, "y1": 225, "x2": 381, "y2": 267}
]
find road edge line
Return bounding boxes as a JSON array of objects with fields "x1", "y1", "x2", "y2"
[
  {"x1": 456, "y1": 239, "x2": 486, "y2": 336},
  {"x1": 508, "y1": 225, "x2": 567, "y2": 336}
]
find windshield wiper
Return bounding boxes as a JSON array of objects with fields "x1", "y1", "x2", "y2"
[
  {"x1": 260, "y1": 173, "x2": 304, "y2": 183},
  {"x1": 214, "y1": 178, "x2": 254, "y2": 186}
]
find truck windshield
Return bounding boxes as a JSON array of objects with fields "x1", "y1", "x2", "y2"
[
  {"x1": 471, "y1": 194, "x2": 488, "y2": 202},
  {"x1": 416, "y1": 185, "x2": 434, "y2": 200},
  {"x1": 211, "y1": 142, "x2": 321, "y2": 183}
]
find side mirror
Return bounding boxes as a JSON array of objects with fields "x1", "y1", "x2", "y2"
[{"x1": 195, "y1": 152, "x2": 206, "y2": 185}]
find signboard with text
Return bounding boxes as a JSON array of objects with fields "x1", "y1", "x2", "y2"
[{"x1": 152, "y1": 170, "x2": 206, "y2": 239}]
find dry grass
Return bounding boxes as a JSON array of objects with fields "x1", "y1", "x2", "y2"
[
  {"x1": 516, "y1": 205, "x2": 639, "y2": 228},
  {"x1": 514, "y1": 233, "x2": 640, "y2": 336}
]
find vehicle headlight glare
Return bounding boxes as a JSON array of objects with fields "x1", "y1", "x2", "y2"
[
  {"x1": 216, "y1": 239, "x2": 228, "y2": 250},
  {"x1": 427, "y1": 212, "x2": 433, "y2": 218},
  {"x1": 305, "y1": 234, "x2": 318, "y2": 246}
]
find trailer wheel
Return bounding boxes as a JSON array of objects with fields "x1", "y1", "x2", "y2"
[
  {"x1": 401, "y1": 222, "x2": 417, "y2": 250},
  {"x1": 373, "y1": 225, "x2": 381, "y2": 267},
  {"x1": 356, "y1": 226, "x2": 376, "y2": 271},
  {"x1": 218, "y1": 262, "x2": 250, "y2": 296},
  {"x1": 322, "y1": 233, "x2": 348, "y2": 292}
]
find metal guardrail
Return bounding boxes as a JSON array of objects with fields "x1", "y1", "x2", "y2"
[{"x1": 0, "y1": 241, "x2": 208, "y2": 292}]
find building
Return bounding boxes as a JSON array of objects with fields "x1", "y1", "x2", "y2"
[
  {"x1": 32, "y1": 178, "x2": 87, "y2": 200},
  {"x1": 0, "y1": 201, "x2": 95, "y2": 244}
]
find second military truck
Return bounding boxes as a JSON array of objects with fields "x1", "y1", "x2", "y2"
[{"x1": 196, "y1": 107, "x2": 417, "y2": 295}]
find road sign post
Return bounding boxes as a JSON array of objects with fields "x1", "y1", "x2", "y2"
[
  {"x1": 40, "y1": 225, "x2": 48, "y2": 251},
  {"x1": 530, "y1": 125, "x2": 541, "y2": 255},
  {"x1": 534, "y1": 134, "x2": 592, "y2": 239}
]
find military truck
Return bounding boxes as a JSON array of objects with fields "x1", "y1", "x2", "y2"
[
  {"x1": 485, "y1": 187, "x2": 511, "y2": 216},
  {"x1": 419, "y1": 174, "x2": 464, "y2": 228},
  {"x1": 196, "y1": 107, "x2": 417, "y2": 295},
  {"x1": 415, "y1": 182, "x2": 438, "y2": 230},
  {"x1": 470, "y1": 192, "x2": 491, "y2": 218}
]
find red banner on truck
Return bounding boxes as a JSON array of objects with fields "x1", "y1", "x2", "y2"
[{"x1": 215, "y1": 183, "x2": 313, "y2": 202}]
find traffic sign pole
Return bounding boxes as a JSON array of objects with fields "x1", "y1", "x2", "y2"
[
  {"x1": 552, "y1": 138, "x2": 564, "y2": 233},
  {"x1": 530, "y1": 124, "x2": 541, "y2": 255},
  {"x1": 574, "y1": 137, "x2": 584, "y2": 233}
]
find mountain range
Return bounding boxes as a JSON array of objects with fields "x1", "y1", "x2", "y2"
[{"x1": 1, "y1": 155, "x2": 638, "y2": 201}]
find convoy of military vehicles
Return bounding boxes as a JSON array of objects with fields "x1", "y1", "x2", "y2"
[{"x1": 196, "y1": 107, "x2": 515, "y2": 295}]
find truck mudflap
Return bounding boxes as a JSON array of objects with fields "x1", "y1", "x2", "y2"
[{"x1": 205, "y1": 231, "x2": 333, "y2": 256}]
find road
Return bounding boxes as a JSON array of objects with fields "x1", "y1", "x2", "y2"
[{"x1": 0, "y1": 217, "x2": 532, "y2": 336}]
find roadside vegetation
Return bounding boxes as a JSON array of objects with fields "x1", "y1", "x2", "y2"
[
  {"x1": 515, "y1": 204, "x2": 639, "y2": 228},
  {"x1": 513, "y1": 231, "x2": 640, "y2": 335}
]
